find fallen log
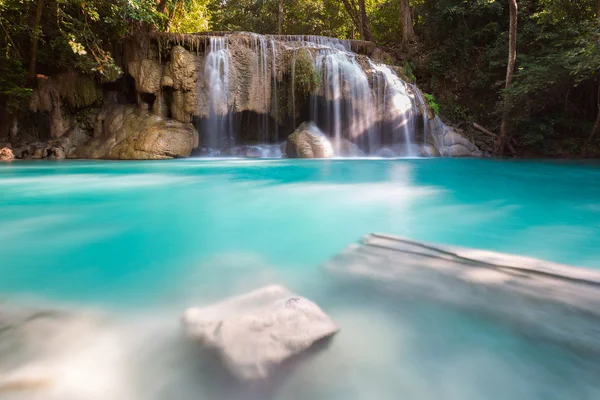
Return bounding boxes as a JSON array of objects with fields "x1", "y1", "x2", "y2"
[{"x1": 473, "y1": 122, "x2": 518, "y2": 155}]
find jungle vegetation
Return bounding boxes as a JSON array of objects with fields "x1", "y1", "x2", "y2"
[{"x1": 1, "y1": 0, "x2": 599, "y2": 156}]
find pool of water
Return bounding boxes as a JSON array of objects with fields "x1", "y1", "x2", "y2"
[{"x1": 1, "y1": 158, "x2": 600, "y2": 399}]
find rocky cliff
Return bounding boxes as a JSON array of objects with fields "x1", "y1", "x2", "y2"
[{"x1": 1, "y1": 32, "x2": 481, "y2": 159}]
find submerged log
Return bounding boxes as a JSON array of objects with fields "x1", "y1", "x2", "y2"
[{"x1": 324, "y1": 233, "x2": 600, "y2": 352}]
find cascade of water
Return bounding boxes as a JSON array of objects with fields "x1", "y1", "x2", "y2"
[
  {"x1": 251, "y1": 34, "x2": 270, "y2": 143},
  {"x1": 291, "y1": 48, "x2": 297, "y2": 130},
  {"x1": 276, "y1": 35, "x2": 351, "y2": 51},
  {"x1": 204, "y1": 36, "x2": 233, "y2": 149},
  {"x1": 196, "y1": 33, "x2": 433, "y2": 157},
  {"x1": 370, "y1": 62, "x2": 417, "y2": 156},
  {"x1": 270, "y1": 38, "x2": 279, "y2": 142},
  {"x1": 311, "y1": 49, "x2": 375, "y2": 155},
  {"x1": 412, "y1": 85, "x2": 430, "y2": 146}
]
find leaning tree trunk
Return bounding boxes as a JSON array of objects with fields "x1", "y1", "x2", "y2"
[
  {"x1": 28, "y1": 0, "x2": 45, "y2": 81},
  {"x1": 278, "y1": 0, "x2": 284, "y2": 34},
  {"x1": 399, "y1": 0, "x2": 416, "y2": 44},
  {"x1": 497, "y1": 0, "x2": 518, "y2": 155}
]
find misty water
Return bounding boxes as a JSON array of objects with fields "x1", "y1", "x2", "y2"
[{"x1": 1, "y1": 158, "x2": 600, "y2": 400}]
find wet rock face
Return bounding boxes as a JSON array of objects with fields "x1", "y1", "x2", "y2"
[
  {"x1": 285, "y1": 122, "x2": 333, "y2": 158},
  {"x1": 75, "y1": 104, "x2": 198, "y2": 160},
  {"x1": 182, "y1": 285, "x2": 339, "y2": 381}
]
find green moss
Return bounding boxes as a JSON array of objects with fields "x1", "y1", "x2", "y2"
[
  {"x1": 65, "y1": 76, "x2": 102, "y2": 109},
  {"x1": 293, "y1": 48, "x2": 320, "y2": 96}
]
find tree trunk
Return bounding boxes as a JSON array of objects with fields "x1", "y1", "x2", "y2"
[
  {"x1": 157, "y1": 0, "x2": 169, "y2": 13},
  {"x1": 399, "y1": 0, "x2": 416, "y2": 44},
  {"x1": 358, "y1": 0, "x2": 373, "y2": 42},
  {"x1": 28, "y1": 0, "x2": 45, "y2": 81},
  {"x1": 341, "y1": 0, "x2": 373, "y2": 42},
  {"x1": 497, "y1": 0, "x2": 518, "y2": 154},
  {"x1": 278, "y1": 0, "x2": 284, "y2": 35}
]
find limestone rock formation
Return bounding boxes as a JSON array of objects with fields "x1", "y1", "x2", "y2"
[
  {"x1": 428, "y1": 118, "x2": 482, "y2": 157},
  {"x1": 182, "y1": 285, "x2": 339, "y2": 381},
  {"x1": 285, "y1": 122, "x2": 334, "y2": 158},
  {"x1": 29, "y1": 72, "x2": 102, "y2": 139},
  {"x1": 10, "y1": 33, "x2": 482, "y2": 159},
  {"x1": 128, "y1": 59, "x2": 163, "y2": 95},
  {"x1": 0, "y1": 147, "x2": 13, "y2": 161},
  {"x1": 75, "y1": 104, "x2": 198, "y2": 159}
]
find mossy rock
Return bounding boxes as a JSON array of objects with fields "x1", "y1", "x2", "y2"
[
  {"x1": 293, "y1": 48, "x2": 320, "y2": 97},
  {"x1": 63, "y1": 75, "x2": 103, "y2": 109}
]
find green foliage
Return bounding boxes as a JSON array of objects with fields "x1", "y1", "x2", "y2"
[
  {"x1": 0, "y1": 0, "x2": 598, "y2": 155},
  {"x1": 402, "y1": 60, "x2": 416, "y2": 83},
  {"x1": 0, "y1": 54, "x2": 31, "y2": 111},
  {"x1": 423, "y1": 92, "x2": 439, "y2": 114},
  {"x1": 408, "y1": 0, "x2": 600, "y2": 154},
  {"x1": 293, "y1": 49, "x2": 320, "y2": 96},
  {"x1": 168, "y1": 0, "x2": 210, "y2": 33},
  {"x1": 208, "y1": 0, "x2": 352, "y2": 37}
]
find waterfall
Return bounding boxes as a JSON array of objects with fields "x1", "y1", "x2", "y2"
[
  {"x1": 369, "y1": 63, "x2": 418, "y2": 156},
  {"x1": 270, "y1": 38, "x2": 279, "y2": 142},
  {"x1": 188, "y1": 33, "x2": 455, "y2": 157},
  {"x1": 412, "y1": 85, "x2": 430, "y2": 147},
  {"x1": 291, "y1": 48, "x2": 297, "y2": 130},
  {"x1": 251, "y1": 34, "x2": 271, "y2": 143},
  {"x1": 204, "y1": 36, "x2": 233, "y2": 149}
]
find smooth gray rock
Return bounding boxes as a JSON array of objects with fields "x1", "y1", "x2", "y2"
[{"x1": 182, "y1": 285, "x2": 339, "y2": 381}]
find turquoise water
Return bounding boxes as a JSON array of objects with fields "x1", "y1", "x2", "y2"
[{"x1": 1, "y1": 158, "x2": 600, "y2": 399}]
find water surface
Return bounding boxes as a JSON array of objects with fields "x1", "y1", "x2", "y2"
[{"x1": 1, "y1": 158, "x2": 599, "y2": 400}]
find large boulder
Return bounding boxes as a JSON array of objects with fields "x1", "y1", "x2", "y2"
[
  {"x1": 428, "y1": 117, "x2": 482, "y2": 157},
  {"x1": 0, "y1": 147, "x2": 13, "y2": 161},
  {"x1": 74, "y1": 104, "x2": 198, "y2": 159},
  {"x1": 285, "y1": 122, "x2": 334, "y2": 158},
  {"x1": 182, "y1": 285, "x2": 339, "y2": 381}
]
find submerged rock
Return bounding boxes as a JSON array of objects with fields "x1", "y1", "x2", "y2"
[
  {"x1": 243, "y1": 146, "x2": 262, "y2": 158},
  {"x1": 75, "y1": 104, "x2": 198, "y2": 159},
  {"x1": 182, "y1": 285, "x2": 339, "y2": 381},
  {"x1": 325, "y1": 233, "x2": 600, "y2": 353},
  {"x1": 0, "y1": 147, "x2": 13, "y2": 161},
  {"x1": 285, "y1": 122, "x2": 334, "y2": 158},
  {"x1": 337, "y1": 139, "x2": 365, "y2": 157},
  {"x1": 376, "y1": 147, "x2": 396, "y2": 158},
  {"x1": 420, "y1": 145, "x2": 441, "y2": 157}
]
